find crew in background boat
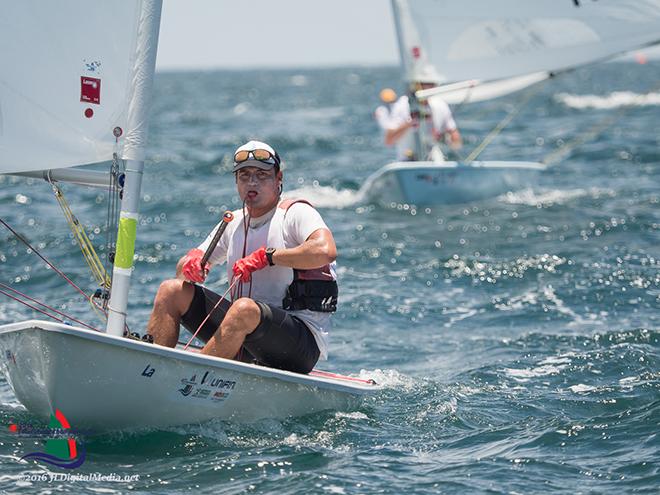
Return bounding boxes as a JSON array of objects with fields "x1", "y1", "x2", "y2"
[
  {"x1": 374, "y1": 88, "x2": 417, "y2": 161},
  {"x1": 374, "y1": 85, "x2": 462, "y2": 162},
  {"x1": 146, "y1": 140, "x2": 338, "y2": 374}
]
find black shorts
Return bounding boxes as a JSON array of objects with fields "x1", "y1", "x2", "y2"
[{"x1": 180, "y1": 284, "x2": 320, "y2": 374}]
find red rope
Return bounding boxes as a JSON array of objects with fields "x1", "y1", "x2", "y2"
[
  {"x1": 236, "y1": 201, "x2": 253, "y2": 299},
  {"x1": 0, "y1": 288, "x2": 67, "y2": 324},
  {"x1": 0, "y1": 217, "x2": 94, "y2": 301},
  {"x1": 0, "y1": 284, "x2": 102, "y2": 332},
  {"x1": 183, "y1": 277, "x2": 240, "y2": 350},
  {"x1": 183, "y1": 201, "x2": 259, "y2": 352}
]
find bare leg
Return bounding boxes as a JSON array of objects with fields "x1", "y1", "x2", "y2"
[
  {"x1": 201, "y1": 297, "x2": 260, "y2": 359},
  {"x1": 146, "y1": 279, "x2": 195, "y2": 347}
]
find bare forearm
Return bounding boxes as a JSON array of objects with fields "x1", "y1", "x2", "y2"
[
  {"x1": 271, "y1": 229, "x2": 336, "y2": 269},
  {"x1": 385, "y1": 121, "x2": 413, "y2": 145}
]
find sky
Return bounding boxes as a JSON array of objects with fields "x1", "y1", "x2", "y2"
[
  {"x1": 156, "y1": 0, "x2": 660, "y2": 72},
  {"x1": 157, "y1": 0, "x2": 399, "y2": 71}
]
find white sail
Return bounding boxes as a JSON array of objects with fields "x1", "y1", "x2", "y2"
[
  {"x1": 394, "y1": 0, "x2": 660, "y2": 96},
  {"x1": 0, "y1": 1, "x2": 153, "y2": 174}
]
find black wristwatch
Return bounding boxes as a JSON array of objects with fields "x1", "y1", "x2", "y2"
[{"x1": 265, "y1": 247, "x2": 276, "y2": 266}]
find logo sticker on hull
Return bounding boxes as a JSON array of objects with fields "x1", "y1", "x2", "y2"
[{"x1": 176, "y1": 371, "x2": 237, "y2": 402}]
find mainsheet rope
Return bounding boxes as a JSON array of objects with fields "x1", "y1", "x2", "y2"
[
  {"x1": 184, "y1": 200, "x2": 254, "y2": 351},
  {"x1": 183, "y1": 276, "x2": 240, "y2": 351}
]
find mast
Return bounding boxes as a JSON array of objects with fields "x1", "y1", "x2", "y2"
[
  {"x1": 106, "y1": 0, "x2": 163, "y2": 336},
  {"x1": 390, "y1": 0, "x2": 424, "y2": 160}
]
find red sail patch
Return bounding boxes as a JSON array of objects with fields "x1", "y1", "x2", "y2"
[{"x1": 80, "y1": 76, "x2": 101, "y2": 104}]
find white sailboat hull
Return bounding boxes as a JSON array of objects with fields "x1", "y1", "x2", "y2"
[
  {"x1": 0, "y1": 321, "x2": 378, "y2": 431},
  {"x1": 359, "y1": 161, "x2": 545, "y2": 206}
]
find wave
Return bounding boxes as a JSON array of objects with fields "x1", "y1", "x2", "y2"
[
  {"x1": 555, "y1": 90, "x2": 660, "y2": 109},
  {"x1": 283, "y1": 185, "x2": 364, "y2": 208},
  {"x1": 500, "y1": 187, "x2": 615, "y2": 206}
]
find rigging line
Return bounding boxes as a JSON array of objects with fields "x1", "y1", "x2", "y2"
[
  {"x1": 87, "y1": 292, "x2": 109, "y2": 323},
  {"x1": 542, "y1": 80, "x2": 660, "y2": 166},
  {"x1": 49, "y1": 182, "x2": 111, "y2": 289},
  {"x1": 183, "y1": 277, "x2": 240, "y2": 351},
  {"x1": 0, "y1": 283, "x2": 101, "y2": 332},
  {"x1": 464, "y1": 81, "x2": 547, "y2": 164},
  {"x1": 541, "y1": 113, "x2": 619, "y2": 167},
  {"x1": 102, "y1": 150, "x2": 122, "y2": 309},
  {"x1": 0, "y1": 288, "x2": 66, "y2": 324},
  {"x1": 238, "y1": 200, "x2": 253, "y2": 299},
  {"x1": 0, "y1": 217, "x2": 93, "y2": 301}
]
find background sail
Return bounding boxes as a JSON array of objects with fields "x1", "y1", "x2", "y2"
[
  {"x1": 397, "y1": 0, "x2": 660, "y2": 84},
  {"x1": 0, "y1": 1, "x2": 146, "y2": 174}
]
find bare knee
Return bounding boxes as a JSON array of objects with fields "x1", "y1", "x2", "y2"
[
  {"x1": 224, "y1": 298, "x2": 261, "y2": 335},
  {"x1": 154, "y1": 279, "x2": 194, "y2": 315}
]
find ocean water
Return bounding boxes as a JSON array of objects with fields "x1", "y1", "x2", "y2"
[{"x1": 0, "y1": 61, "x2": 658, "y2": 493}]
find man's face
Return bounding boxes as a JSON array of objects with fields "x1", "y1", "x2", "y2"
[{"x1": 235, "y1": 166, "x2": 282, "y2": 215}]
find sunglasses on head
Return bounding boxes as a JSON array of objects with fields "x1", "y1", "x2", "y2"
[{"x1": 234, "y1": 149, "x2": 280, "y2": 167}]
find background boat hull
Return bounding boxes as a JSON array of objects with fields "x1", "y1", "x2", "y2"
[{"x1": 360, "y1": 161, "x2": 545, "y2": 206}]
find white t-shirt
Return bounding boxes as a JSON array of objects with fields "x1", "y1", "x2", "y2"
[
  {"x1": 428, "y1": 96, "x2": 458, "y2": 135},
  {"x1": 198, "y1": 201, "x2": 334, "y2": 360},
  {"x1": 375, "y1": 95, "x2": 415, "y2": 161}
]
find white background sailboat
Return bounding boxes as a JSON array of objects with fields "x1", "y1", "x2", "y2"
[
  {"x1": 0, "y1": 0, "x2": 378, "y2": 431},
  {"x1": 360, "y1": 0, "x2": 660, "y2": 206}
]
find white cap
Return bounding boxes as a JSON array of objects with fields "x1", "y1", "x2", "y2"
[
  {"x1": 232, "y1": 140, "x2": 280, "y2": 172},
  {"x1": 413, "y1": 65, "x2": 442, "y2": 84}
]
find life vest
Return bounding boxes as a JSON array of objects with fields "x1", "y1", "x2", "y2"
[{"x1": 278, "y1": 199, "x2": 338, "y2": 313}]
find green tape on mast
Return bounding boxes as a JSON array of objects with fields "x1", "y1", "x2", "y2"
[{"x1": 114, "y1": 216, "x2": 137, "y2": 269}]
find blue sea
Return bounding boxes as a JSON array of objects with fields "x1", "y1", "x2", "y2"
[{"x1": 1, "y1": 61, "x2": 658, "y2": 493}]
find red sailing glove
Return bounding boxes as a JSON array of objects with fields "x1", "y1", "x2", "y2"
[
  {"x1": 182, "y1": 248, "x2": 208, "y2": 283},
  {"x1": 232, "y1": 247, "x2": 269, "y2": 282}
]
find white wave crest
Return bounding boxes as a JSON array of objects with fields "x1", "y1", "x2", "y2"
[
  {"x1": 501, "y1": 187, "x2": 615, "y2": 206},
  {"x1": 555, "y1": 91, "x2": 660, "y2": 110},
  {"x1": 283, "y1": 185, "x2": 363, "y2": 208},
  {"x1": 569, "y1": 384, "x2": 597, "y2": 393},
  {"x1": 358, "y1": 368, "x2": 415, "y2": 390},
  {"x1": 504, "y1": 363, "x2": 567, "y2": 381}
]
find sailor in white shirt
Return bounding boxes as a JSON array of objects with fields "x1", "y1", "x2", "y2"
[
  {"x1": 374, "y1": 86, "x2": 462, "y2": 162},
  {"x1": 146, "y1": 140, "x2": 338, "y2": 374}
]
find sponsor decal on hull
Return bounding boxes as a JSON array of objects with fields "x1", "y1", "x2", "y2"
[{"x1": 176, "y1": 371, "x2": 237, "y2": 402}]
